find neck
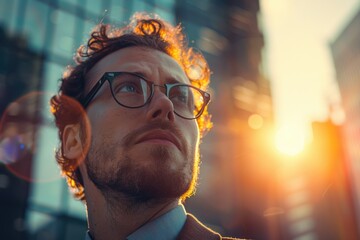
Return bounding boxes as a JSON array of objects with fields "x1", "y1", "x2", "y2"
[{"x1": 85, "y1": 181, "x2": 180, "y2": 240}]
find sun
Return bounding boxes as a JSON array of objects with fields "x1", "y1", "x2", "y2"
[{"x1": 275, "y1": 125, "x2": 306, "y2": 156}]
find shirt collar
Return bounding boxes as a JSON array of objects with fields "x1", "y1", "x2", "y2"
[
  {"x1": 127, "y1": 204, "x2": 187, "y2": 240},
  {"x1": 85, "y1": 205, "x2": 187, "y2": 240},
  {"x1": 85, "y1": 231, "x2": 92, "y2": 240}
]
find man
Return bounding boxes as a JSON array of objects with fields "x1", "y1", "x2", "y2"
[{"x1": 51, "y1": 12, "x2": 240, "y2": 240}]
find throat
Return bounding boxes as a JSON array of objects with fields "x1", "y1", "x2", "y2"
[{"x1": 88, "y1": 195, "x2": 179, "y2": 240}]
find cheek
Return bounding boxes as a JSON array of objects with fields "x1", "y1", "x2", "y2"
[
  {"x1": 86, "y1": 104, "x2": 140, "y2": 142},
  {"x1": 186, "y1": 120, "x2": 200, "y2": 148},
  {"x1": 192, "y1": 120, "x2": 200, "y2": 141}
]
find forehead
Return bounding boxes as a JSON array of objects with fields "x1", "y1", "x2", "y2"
[{"x1": 85, "y1": 47, "x2": 188, "y2": 90}]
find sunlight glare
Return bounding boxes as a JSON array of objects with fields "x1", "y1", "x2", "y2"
[{"x1": 275, "y1": 125, "x2": 305, "y2": 156}]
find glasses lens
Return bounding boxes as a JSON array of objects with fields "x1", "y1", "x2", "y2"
[
  {"x1": 110, "y1": 73, "x2": 150, "y2": 107},
  {"x1": 169, "y1": 85, "x2": 205, "y2": 119}
]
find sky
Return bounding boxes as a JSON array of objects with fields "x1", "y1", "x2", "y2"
[{"x1": 260, "y1": 0, "x2": 360, "y2": 146}]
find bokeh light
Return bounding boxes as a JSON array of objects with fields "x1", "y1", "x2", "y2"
[{"x1": 248, "y1": 113, "x2": 264, "y2": 130}]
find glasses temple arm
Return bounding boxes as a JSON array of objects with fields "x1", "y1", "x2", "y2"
[{"x1": 82, "y1": 78, "x2": 106, "y2": 108}]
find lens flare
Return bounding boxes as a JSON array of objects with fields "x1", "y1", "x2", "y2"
[{"x1": 0, "y1": 92, "x2": 91, "y2": 182}]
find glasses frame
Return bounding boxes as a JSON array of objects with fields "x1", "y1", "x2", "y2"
[{"x1": 81, "y1": 72, "x2": 211, "y2": 120}]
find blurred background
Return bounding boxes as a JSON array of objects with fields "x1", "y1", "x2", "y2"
[{"x1": 0, "y1": 0, "x2": 360, "y2": 239}]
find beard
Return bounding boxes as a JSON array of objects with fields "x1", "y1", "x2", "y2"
[{"x1": 85, "y1": 122, "x2": 200, "y2": 203}]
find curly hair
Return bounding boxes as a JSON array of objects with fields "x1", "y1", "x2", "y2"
[{"x1": 50, "y1": 12, "x2": 212, "y2": 201}]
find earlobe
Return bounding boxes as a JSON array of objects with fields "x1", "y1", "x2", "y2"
[{"x1": 63, "y1": 124, "x2": 84, "y2": 159}]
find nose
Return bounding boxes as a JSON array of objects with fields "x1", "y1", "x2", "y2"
[{"x1": 146, "y1": 86, "x2": 175, "y2": 122}]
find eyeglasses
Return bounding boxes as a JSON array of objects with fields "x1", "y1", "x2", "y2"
[{"x1": 82, "y1": 72, "x2": 211, "y2": 120}]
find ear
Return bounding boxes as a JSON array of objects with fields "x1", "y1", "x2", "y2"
[{"x1": 63, "y1": 124, "x2": 84, "y2": 159}]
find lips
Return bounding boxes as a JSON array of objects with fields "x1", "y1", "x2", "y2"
[{"x1": 135, "y1": 129, "x2": 182, "y2": 150}]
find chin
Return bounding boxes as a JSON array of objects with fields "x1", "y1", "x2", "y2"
[
  {"x1": 128, "y1": 145, "x2": 200, "y2": 201},
  {"x1": 133, "y1": 155, "x2": 194, "y2": 200}
]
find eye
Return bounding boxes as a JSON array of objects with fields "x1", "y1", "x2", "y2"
[
  {"x1": 174, "y1": 94, "x2": 188, "y2": 103},
  {"x1": 117, "y1": 82, "x2": 139, "y2": 93},
  {"x1": 170, "y1": 85, "x2": 190, "y2": 104},
  {"x1": 112, "y1": 74, "x2": 145, "y2": 94}
]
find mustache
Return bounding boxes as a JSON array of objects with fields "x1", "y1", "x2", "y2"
[{"x1": 121, "y1": 121, "x2": 186, "y2": 150}]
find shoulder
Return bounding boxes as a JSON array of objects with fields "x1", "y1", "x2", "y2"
[{"x1": 177, "y1": 213, "x2": 246, "y2": 240}]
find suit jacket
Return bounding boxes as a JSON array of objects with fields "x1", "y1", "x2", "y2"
[{"x1": 177, "y1": 214, "x2": 244, "y2": 240}]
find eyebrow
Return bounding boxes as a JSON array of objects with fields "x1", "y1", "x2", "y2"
[{"x1": 131, "y1": 71, "x2": 185, "y2": 85}]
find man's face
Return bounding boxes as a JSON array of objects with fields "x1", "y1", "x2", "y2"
[{"x1": 82, "y1": 46, "x2": 200, "y2": 201}]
